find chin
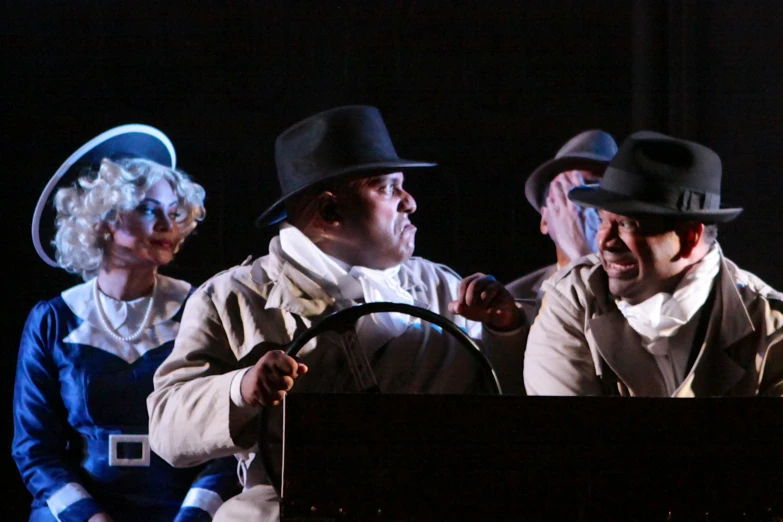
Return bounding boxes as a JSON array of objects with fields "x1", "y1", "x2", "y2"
[
  {"x1": 152, "y1": 254, "x2": 174, "y2": 267},
  {"x1": 607, "y1": 281, "x2": 634, "y2": 301}
]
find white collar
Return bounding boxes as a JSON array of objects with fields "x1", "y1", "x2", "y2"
[
  {"x1": 62, "y1": 274, "x2": 191, "y2": 330},
  {"x1": 60, "y1": 274, "x2": 191, "y2": 363}
]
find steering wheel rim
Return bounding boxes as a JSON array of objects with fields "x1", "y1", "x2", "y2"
[{"x1": 259, "y1": 302, "x2": 504, "y2": 497}]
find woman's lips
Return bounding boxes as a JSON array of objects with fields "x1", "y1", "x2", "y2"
[{"x1": 150, "y1": 239, "x2": 174, "y2": 249}]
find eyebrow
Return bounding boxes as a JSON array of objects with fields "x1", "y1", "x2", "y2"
[{"x1": 141, "y1": 198, "x2": 178, "y2": 207}]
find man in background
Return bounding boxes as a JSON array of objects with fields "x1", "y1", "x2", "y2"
[{"x1": 507, "y1": 130, "x2": 618, "y2": 314}]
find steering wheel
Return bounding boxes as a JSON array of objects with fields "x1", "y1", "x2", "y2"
[{"x1": 259, "y1": 302, "x2": 503, "y2": 496}]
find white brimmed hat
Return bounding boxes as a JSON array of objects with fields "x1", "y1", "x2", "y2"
[{"x1": 32, "y1": 124, "x2": 176, "y2": 267}]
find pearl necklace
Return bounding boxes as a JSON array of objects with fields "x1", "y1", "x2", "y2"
[{"x1": 93, "y1": 277, "x2": 157, "y2": 342}]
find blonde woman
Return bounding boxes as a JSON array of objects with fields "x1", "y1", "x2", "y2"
[{"x1": 13, "y1": 125, "x2": 237, "y2": 522}]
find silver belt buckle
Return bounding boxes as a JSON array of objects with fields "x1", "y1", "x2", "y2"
[{"x1": 108, "y1": 434, "x2": 150, "y2": 467}]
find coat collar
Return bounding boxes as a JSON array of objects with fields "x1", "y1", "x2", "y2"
[{"x1": 587, "y1": 253, "x2": 752, "y2": 397}]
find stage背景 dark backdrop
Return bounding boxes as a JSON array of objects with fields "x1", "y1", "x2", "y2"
[{"x1": 5, "y1": 2, "x2": 783, "y2": 518}]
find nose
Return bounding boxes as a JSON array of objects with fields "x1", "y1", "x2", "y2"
[
  {"x1": 399, "y1": 189, "x2": 417, "y2": 214},
  {"x1": 155, "y1": 211, "x2": 173, "y2": 231},
  {"x1": 596, "y1": 220, "x2": 617, "y2": 251}
]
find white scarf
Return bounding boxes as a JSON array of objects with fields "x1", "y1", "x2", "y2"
[
  {"x1": 279, "y1": 222, "x2": 419, "y2": 349},
  {"x1": 616, "y1": 245, "x2": 721, "y2": 357}
]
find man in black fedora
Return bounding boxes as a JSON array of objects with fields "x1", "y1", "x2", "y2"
[
  {"x1": 148, "y1": 105, "x2": 526, "y2": 520},
  {"x1": 524, "y1": 130, "x2": 783, "y2": 397},
  {"x1": 507, "y1": 129, "x2": 618, "y2": 313}
]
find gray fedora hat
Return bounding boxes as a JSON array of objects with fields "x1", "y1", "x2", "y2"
[
  {"x1": 255, "y1": 105, "x2": 436, "y2": 227},
  {"x1": 568, "y1": 130, "x2": 742, "y2": 223},
  {"x1": 525, "y1": 129, "x2": 618, "y2": 212}
]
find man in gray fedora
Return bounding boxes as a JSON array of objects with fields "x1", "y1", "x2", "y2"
[
  {"x1": 524, "y1": 130, "x2": 783, "y2": 397},
  {"x1": 507, "y1": 130, "x2": 618, "y2": 313},
  {"x1": 147, "y1": 105, "x2": 526, "y2": 520}
]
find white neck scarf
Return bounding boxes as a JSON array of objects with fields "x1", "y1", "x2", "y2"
[
  {"x1": 279, "y1": 222, "x2": 418, "y2": 348},
  {"x1": 615, "y1": 245, "x2": 721, "y2": 356}
]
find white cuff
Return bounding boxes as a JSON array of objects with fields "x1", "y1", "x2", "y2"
[
  {"x1": 182, "y1": 487, "x2": 223, "y2": 517},
  {"x1": 47, "y1": 482, "x2": 92, "y2": 518},
  {"x1": 230, "y1": 366, "x2": 253, "y2": 408}
]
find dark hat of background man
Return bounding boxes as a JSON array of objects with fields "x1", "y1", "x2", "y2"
[
  {"x1": 525, "y1": 129, "x2": 618, "y2": 213},
  {"x1": 255, "y1": 105, "x2": 436, "y2": 228},
  {"x1": 568, "y1": 130, "x2": 743, "y2": 223}
]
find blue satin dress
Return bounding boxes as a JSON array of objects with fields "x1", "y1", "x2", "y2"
[{"x1": 12, "y1": 275, "x2": 239, "y2": 522}]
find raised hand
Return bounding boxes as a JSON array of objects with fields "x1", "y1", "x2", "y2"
[
  {"x1": 544, "y1": 170, "x2": 599, "y2": 262},
  {"x1": 448, "y1": 273, "x2": 523, "y2": 331}
]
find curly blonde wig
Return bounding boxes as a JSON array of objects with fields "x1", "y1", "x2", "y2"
[{"x1": 53, "y1": 157, "x2": 206, "y2": 280}]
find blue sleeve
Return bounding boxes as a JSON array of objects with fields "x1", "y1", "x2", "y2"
[
  {"x1": 12, "y1": 301, "x2": 102, "y2": 522},
  {"x1": 174, "y1": 457, "x2": 241, "y2": 521}
]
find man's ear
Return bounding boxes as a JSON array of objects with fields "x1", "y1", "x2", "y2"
[
  {"x1": 677, "y1": 221, "x2": 704, "y2": 257},
  {"x1": 539, "y1": 209, "x2": 549, "y2": 235},
  {"x1": 315, "y1": 191, "x2": 341, "y2": 226}
]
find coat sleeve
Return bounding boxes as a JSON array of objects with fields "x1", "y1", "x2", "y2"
[
  {"x1": 12, "y1": 302, "x2": 103, "y2": 522},
  {"x1": 148, "y1": 286, "x2": 259, "y2": 468},
  {"x1": 478, "y1": 318, "x2": 529, "y2": 395},
  {"x1": 174, "y1": 457, "x2": 241, "y2": 521},
  {"x1": 523, "y1": 282, "x2": 603, "y2": 396}
]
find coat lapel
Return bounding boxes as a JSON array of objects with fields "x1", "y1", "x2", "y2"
[
  {"x1": 676, "y1": 259, "x2": 753, "y2": 397},
  {"x1": 587, "y1": 268, "x2": 668, "y2": 397},
  {"x1": 590, "y1": 312, "x2": 668, "y2": 397}
]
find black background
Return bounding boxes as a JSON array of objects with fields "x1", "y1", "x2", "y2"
[{"x1": 4, "y1": 1, "x2": 783, "y2": 518}]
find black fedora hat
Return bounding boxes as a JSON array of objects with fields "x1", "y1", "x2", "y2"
[
  {"x1": 568, "y1": 131, "x2": 742, "y2": 223},
  {"x1": 255, "y1": 105, "x2": 436, "y2": 227},
  {"x1": 32, "y1": 124, "x2": 176, "y2": 267},
  {"x1": 525, "y1": 129, "x2": 618, "y2": 212}
]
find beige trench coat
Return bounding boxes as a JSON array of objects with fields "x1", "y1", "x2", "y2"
[
  {"x1": 524, "y1": 252, "x2": 783, "y2": 397},
  {"x1": 147, "y1": 237, "x2": 527, "y2": 490},
  {"x1": 506, "y1": 263, "x2": 557, "y2": 324}
]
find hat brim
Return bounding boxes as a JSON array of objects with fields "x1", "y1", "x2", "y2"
[
  {"x1": 32, "y1": 124, "x2": 176, "y2": 267},
  {"x1": 525, "y1": 155, "x2": 612, "y2": 212},
  {"x1": 568, "y1": 185, "x2": 743, "y2": 224},
  {"x1": 255, "y1": 159, "x2": 436, "y2": 228}
]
